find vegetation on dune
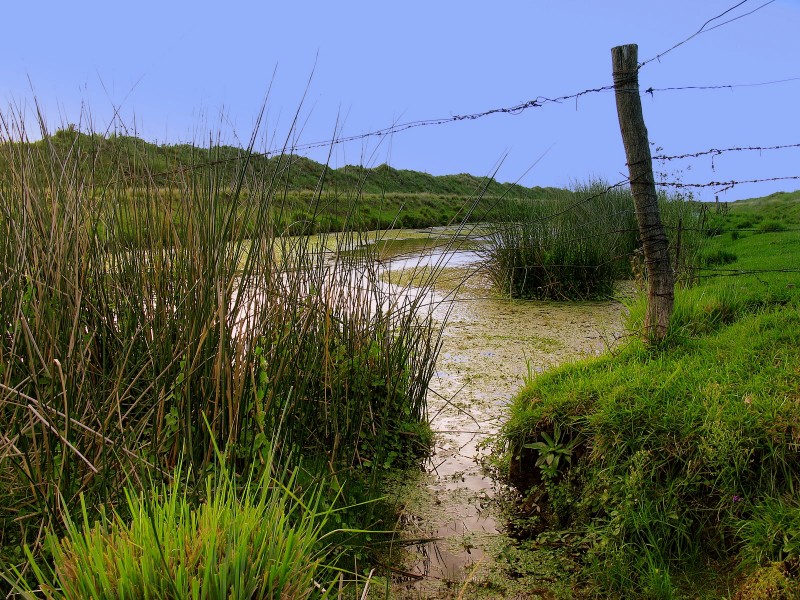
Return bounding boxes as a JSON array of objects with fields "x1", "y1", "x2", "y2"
[
  {"x1": 0, "y1": 127, "x2": 569, "y2": 240},
  {"x1": 24, "y1": 127, "x2": 548, "y2": 197},
  {"x1": 496, "y1": 193, "x2": 800, "y2": 597}
]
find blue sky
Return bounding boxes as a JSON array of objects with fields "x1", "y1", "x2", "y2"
[{"x1": 2, "y1": 1, "x2": 798, "y2": 200}]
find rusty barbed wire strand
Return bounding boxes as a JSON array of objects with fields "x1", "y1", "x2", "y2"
[
  {"x1": 118, "y1": 84, "x2": 616, "y2": 182},
  {"x1": 279, "y1": 86, "x2": 616, "y2": 155},
  {"x1": 653, "y1": 142, "x2": 800, "y2": 161},
  {"x1": 693, "y1": 267, "x2": 800, "y2": 276},
  {"x1": 657, "y1": 175, "x2": 800, "y2": 193},
  {"x1": 642, "y1": 76, "x2": 800, "y2": 96},
  {"x1": 665, "y1": 225, "x2": 800, "y2": 233}
]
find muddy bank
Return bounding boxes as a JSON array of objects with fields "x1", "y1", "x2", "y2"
[{"x1": 385, "y1": 270, "x2": 627, "y2": 598}]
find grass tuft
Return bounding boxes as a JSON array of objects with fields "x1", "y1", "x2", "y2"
[
  {"x1": 8, "y1": 451, "x2": 338, "y2": 599},
  {"x1": 480, "y1": 180, "x2": 704, "y2": 300}
]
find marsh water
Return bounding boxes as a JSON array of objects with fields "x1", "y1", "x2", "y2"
[{"x1": 363, "y1": 228, "x2": 628, "y2": 598}]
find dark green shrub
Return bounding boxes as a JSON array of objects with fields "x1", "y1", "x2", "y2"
[
  {"x1": 481, "y1": 180, "x2": 703, "y2": 300},
  {"x1": 759, "y1": 220, "x2": 787, "y2": 233},
  {"x1": 699, "y1": 248, "x2": 738, "y2": 266},
  {"x1": 480, "y1": 181, "x2": 637, "y2": 300}
]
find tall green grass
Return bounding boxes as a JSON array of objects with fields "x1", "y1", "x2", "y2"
[
  {"x1": 496, "y1": 193, "x2": 800, "y2": 597},
  {"x1": 0, "y1": 108, "x2": 448, "y2": 580},
  {"x1": 502, "y1": 309, "x2": 800, "y2": 594},
  {"x1": 480, "y1": 180, "x2": 704, "y2": 300}
]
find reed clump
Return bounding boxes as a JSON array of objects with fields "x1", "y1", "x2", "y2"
[
  {"x1": 0, "y1": 110, "x2": 445, "y2": 581},
  {"x1": 481, "y1": 180, "x2": 704, "y2": 300}
]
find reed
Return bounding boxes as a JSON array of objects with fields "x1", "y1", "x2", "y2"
[
  {"x1": 480, "y1": 181, "x2": 637, "y2": 300},
  {"x1": 480, "y1": 180, "x2": 704, "y2": 300},
  {"x1": 0, "y1": 107, "x2": 445, "y2": 575}
]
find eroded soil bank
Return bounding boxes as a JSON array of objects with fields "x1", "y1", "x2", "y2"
[{"x1": 383, "y1": 269, "x2": 627, "y2": 599}]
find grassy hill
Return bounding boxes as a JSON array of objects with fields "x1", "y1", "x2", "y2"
[
  {"x1": 9, "y1": 128, "x2": 558, "y2": 197},
  {"x1": 0, "y1": 128, "x2": 571, "y2": 237},
  {"x1": 496, "y1": 191, "x2": 800, "y2": 598}
]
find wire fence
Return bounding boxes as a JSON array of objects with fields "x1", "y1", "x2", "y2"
[{"x1": 1, "y1": 5, "x2": 797, "y2": 586}]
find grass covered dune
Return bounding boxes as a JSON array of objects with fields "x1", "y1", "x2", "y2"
[
  {"x1": 498, "y1": 194, "x2": 800, "y2": 598},
  {"x1": 0, "y1": 127, "x2": 569, "y2": 237}
]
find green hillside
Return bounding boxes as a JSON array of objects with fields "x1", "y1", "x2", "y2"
[
  {"x1": 0, "y1": 128, "x2": 573, "y2": 237},
  {"x1": 9, "y1": 128, "x2": 560, "y2": 199}
]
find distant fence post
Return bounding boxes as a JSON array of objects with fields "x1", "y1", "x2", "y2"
[{"x1": 612, "y1": 43, "x2": 674, "y2": 343}]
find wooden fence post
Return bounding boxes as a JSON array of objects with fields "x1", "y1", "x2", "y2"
[
  {"x1": 674, "y1": 217, "x2": 683, "y2": 278},
  {"x1": 612, "y1": 43, "x2": 674, "y2": 342}
]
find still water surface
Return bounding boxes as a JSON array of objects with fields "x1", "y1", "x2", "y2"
[{"x1": 367, "y1": 228, "x2": 627, "y2": 597}]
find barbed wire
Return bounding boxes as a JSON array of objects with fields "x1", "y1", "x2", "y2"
[
  {"x1": 643, "y1": 76, "x2": 800, "y2": 96},
  {"x1": 408, "y1": 261, "x2": 800, "y2": 281},
  {"x1": 693, "y1": 267, "x2": 800, "y2": 276},
  {"x1": 666, "y1": 225, "x2": 800, "y2": 233},
  {"x1": 639, "y1": 0, "x2": 777, "y2": 69},
  {"x1": 657, "y1": 175, "x2": 800, "y2": 193},
  {"x1": 127, "y1": 85, "x2": 618, "y2": 182},
  {"x1": 653, "y1": 142, "x2": 800, "y2": 162},
  {"x1": 131, "y1": 68, "x2": 798, "y2": 183},
  {"x1": 282, "y1": 86, "x2": 616, "y2": 155}
]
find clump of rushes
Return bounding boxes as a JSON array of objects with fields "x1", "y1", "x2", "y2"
[
  {"x1": 9, "y1": 452, "x2": 339, "y2": 599},
  {"x1": 481, "y1": 180, "x2": 703, "y2": 300},
  {"x1": 481, "y1": 181, "x2": 637, "y2": 300},
  {"x1": 0, "y1": 105, "x2": 445, "y2": 575}
]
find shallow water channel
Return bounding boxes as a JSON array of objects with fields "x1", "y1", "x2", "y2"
[{"x1": 367, "y1": 229, "x2": 628, "y2": 598}]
